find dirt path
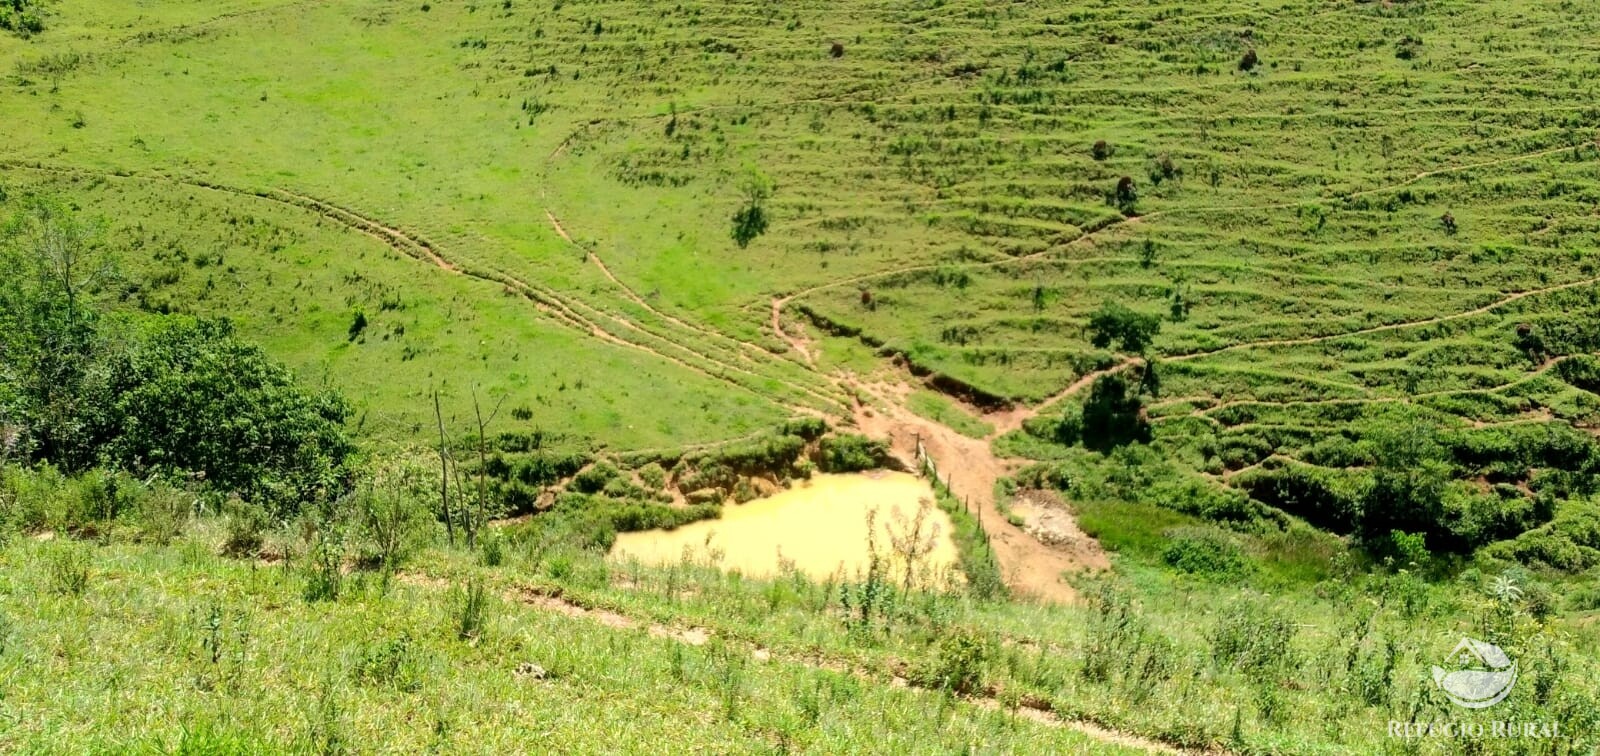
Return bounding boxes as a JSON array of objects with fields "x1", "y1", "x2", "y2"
[
  {"x1": 770, "y1": 296, "x2": 816, "y2": 366},
  {"x1": 852, "y1": 381, "x2": 1108, "y2": 604},
  {"x1": 546, "y1": 208, "x2": 803, "y2": 368},
  {"x1": 543, "y1": 207, "x2": 848, "y2": 411},
  {"x1": 986, "y1": 357, "x2": 1143, "y2": 439}
]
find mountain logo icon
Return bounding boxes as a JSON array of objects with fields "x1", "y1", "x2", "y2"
[{"x1": 1431, "y1": 638, "x2": 1517, "y2": 709}]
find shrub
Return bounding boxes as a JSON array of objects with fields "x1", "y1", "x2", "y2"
[
  {"x1": 505, "y1": 502, "x2": 617, "y2": 554},
  {"x1": 819, "y1": 434, "x2": 890, "y2": 472},
  {"x1": 1087, "y1": 301, "x2": 1161, "y2": 353},
  {"x1": 303, "y1": 529, "x2": 345, "y2": 603},
  {"x1": 454, "y1": 580, "x2": 490, "y2": 642},
  {"x1": 480, "y1": 528, "x2": 505, "y2": 566},
  {"x1": 46, "y1": 543, "x2": 91, "y2": 596},
  {"x1": 221, "y1": 497, "x2": 269, "y2": 558},
  {"x1": 1081, "y1": 374, "x2": 1149, "y2": 452},
  {"x1": 1112, "y1": 176, "x2": 1138, "y2": 214},
  {"x1": 2, "y1": 205, "x2": 355, "y2": 514},
  {"x1": 637, "y1": 462, "x2": 667, "y2": 490},
  {"x1": 352, "y1": 633, "x2": 424, "y2": 692},
  {"x1": 1079, "y1": 583, "x2": 1177, "y2": 701},
  {"x1": 829, "y1": 41, "x2": 844, "y2": 58},
  {"x1": 97, "y1": 318, "x2": 355, "y2": 516},
  {"x1": 1210, "y1": 602, "x2": 1297, "y2": 681},
  {"x1": 914, "y1": 627, "x2": 992, "y2": 694},
  {"x1": 730, "y1": 169, "x2": 773, "y2": 248},
  {"x1": 1161, "y1": 527, "x2": 1247, "y2": 578},
  {"x1": 135, "y1": 482, "x2": 193, "y2": 545},
  {"x1": 571, "y1": 462, "x2": 619, "y2": 494},
  {"x1": 1091, "y1": 139, "x2": 1111, "y2": 160},
  {"x1": 1239, "y1": 48, "x2": 1259, "y2": 71},
  {"x1": 353, "y1": 455, "x2": 434, "y2": 572},
  {"x1": 0, "y1": 0, "x2": 45, "y2": 37}
]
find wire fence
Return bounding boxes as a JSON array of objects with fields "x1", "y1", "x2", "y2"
[{"x1": 913, "y1": 433, "x2": 993, "y2": 554}]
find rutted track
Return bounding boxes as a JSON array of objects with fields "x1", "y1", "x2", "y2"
[
  {"x1": 395, "y1": 572, "x2": 1198, "y2": 755},
  {"x1": 541, "y1": 207, "x2": 849, "y2": 412},
  {"x1": 0, "y1": 160, "x2": 846, "y2": 415}
]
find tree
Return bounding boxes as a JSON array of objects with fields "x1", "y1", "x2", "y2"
[
  {"x1": 1081, "y1": 374, "x2": 1149, "y2": 452},
  {"x1": 1, "y1": 202, "x2": 355, "y2": 514},
  {"x1": 1088, "y1": 301, "x2": 1161, "y2": 354},
  {"x1": 730, "y1": 168, "x2": 773, "y2": 248},
  {"x1": 1357, "y1": 416, "x2": 1451, "y2": 549},
  {"x1": 97, "y1": 318, "x2": 355, "y2": 514},
  {"x1": 0, "y1": 199, "x2": 111, "y2": 469},
  {"x1": 1113, "y1": 176, "x2": 1138, "y2": 215},
  {"x1": 0, "y1": 0, "x2": 46, "y2": 38}
]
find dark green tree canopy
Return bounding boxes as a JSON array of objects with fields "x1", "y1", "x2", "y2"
[
  {"x1": 98, "y1": 318, "x2": 355, "y2": 512},
  {"x1": 1, "y1": 200, "x2": 354, "y2": 514},
  {"x1": 1081, "y1": 373, "x2": 1150, "y2": 452},
  {"x1": 1088, "y1": 301, "x2": 1162, "y2": 353}
]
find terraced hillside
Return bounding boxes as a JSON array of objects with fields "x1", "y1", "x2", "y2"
[
  {"x1": 7, "y1": 0, "x2": 1600, "y2": 593},
  {"x1": 8, "y1": 0, "x2": 1600, "y2": 753}
]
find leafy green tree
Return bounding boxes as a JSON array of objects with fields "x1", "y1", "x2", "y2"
[
  {"x1": 730, "y1": 168, "x2": 773, "y2": 248},
  {"x1": 1357, "y1": 416, "x2": 1451, "y2": 549},
  {"x1": 97, "y1": 318, "x2": 355, "y2": 515},
  {"x1": 1081, "y1": 374, "x2": 1149, "y2": 452},
  {"x1": 2, "y1": 202, "x2": 354, "y2": 513},
  {"x1": 1088, "y1": 301, "x2": 1161, "y2": 353},
  {"x1": 0, "y1": 200, "x2": 111, "y2": 469},
  {"x1": 0, "y1": 0, "x2": 46, "y2": 37}
]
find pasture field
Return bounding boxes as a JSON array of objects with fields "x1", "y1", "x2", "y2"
[{"x1": 6, "y1": 0, "x2": 1600, "y2": 752}]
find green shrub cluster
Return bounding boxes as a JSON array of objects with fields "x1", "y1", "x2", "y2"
[
  {"x1": 1160, "y1": 527, "x2": 1248, "y2": 578},
  {"x1": 818, "y1": 433, "x2": 889, "y2": 473},
  {"x1": 0, "y1": 0, "x2": 45, "y2": 37},
  {"x1": 0, "y1": 464, "x2": 194, "y2": 542},
  {"x1": 1, "y1": 202, "x2": 354, "y2": 515}
]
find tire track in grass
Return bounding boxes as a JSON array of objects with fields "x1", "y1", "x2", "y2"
[
  {"x1": 396, "y1": 573, "x2": 1196, "y2": 755},
  {"x1": 542, "y1": 207, "x2": 848, "y2": 411},
  {"x1": 0, "y1": 161, "x2": 833, "y2": 414}
]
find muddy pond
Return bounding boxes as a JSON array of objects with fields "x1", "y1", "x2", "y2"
[{"x1": 611, "y1": 471, "x2": 960, "y2": 583}]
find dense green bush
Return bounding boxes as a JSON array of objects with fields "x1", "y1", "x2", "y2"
[
  {"x1": 0, "y1": 0, "x2": 45, "y2": 37},
  {"x1": 1209, "y1": 601, "x2": 1296, "y2": 682},
  {"x1": 1161, "y1": 527, "x2": 1247, "y2": 578},
  {"x1": 1081, "y1": 374, "x2": 1149, "y2": 452},
  {"x1": 571, "y1": 461, "x2": 620, "y2": 494},
  {"x1": 1087, "y1": 302, "x2": 1160, "y2": 353},
  {"x1": 96, "y1": 318, "x2": 354, "y2": 515},
  {"x1": 818, "y1": 433, "x2": 890, "y2": 473},
  {"x1": 0, "y1": 463, "x2": 196, "y2": 540},
  {"x1": 2, "y1": 204, "x2": 355, "y2": 515},
  {"x1": 351, "y1": 454, "x2": 436, "y2": 572},
  {"x1": 1487, "y1": 505, "x2": 1600, "y2": 572}
]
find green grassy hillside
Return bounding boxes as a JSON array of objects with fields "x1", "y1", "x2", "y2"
[{"x1": 6, "y1": 0, "x2": 1600, "y2": 752}]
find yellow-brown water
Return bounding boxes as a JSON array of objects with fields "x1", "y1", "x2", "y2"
[{"x1": 611, "y1": 472, "x2": 960, "y2": 583}]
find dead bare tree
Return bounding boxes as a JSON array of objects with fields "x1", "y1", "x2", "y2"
[
  {"x1": 466, "y1": 386, "x2": 507, "y2": 549},
  {"x1": 433, "y1": 390, "x2": 455, "y2": 546}
]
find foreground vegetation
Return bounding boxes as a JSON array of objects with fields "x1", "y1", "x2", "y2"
[{"x1": 1, "y1": 465, "x2": 1596, "y2": 754}]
